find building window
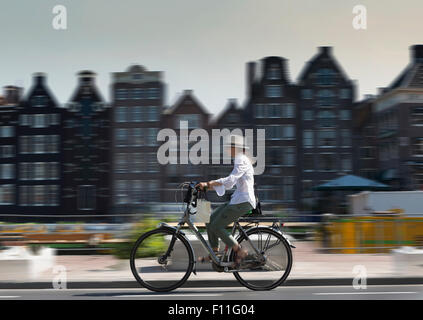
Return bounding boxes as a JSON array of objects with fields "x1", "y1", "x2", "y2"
[
  {"x1": 0, "y1": 146, "x2": 14, "y2": 158},
  {"x1": 412, "y1": 138, "x2": 423, "y2": 156},
  {"x1": 316, "y1": 89, "x2": 336, "y2": 106},
  {"x1": 148, "y1": 88, "x2": 160, "y2": 100},
  {"x1": 360, "y1": 147, "x2": 376, "y2": 159},
  {"x1": 115, "y1": 128, "x2": 128, "y2": 147},
  {"x1": 116, "y1": 180, "x2": 130, "y2": 204},
  {"x1": 303, "y1": 130, "x2": 314, "y2": 148},
  {"x1": 131, "y1": 180, "x2": 143, "y2": 203},
  {"x1": 319, "y1": 153, "x2": 336, "y2": 171},
  {"x1": 32, "y1": 96, "x2": 48, "y2": 107},
  {"x1": 116, "y1": 89, "x2": 128, "y2": 100},
  {"x1": 33, "y1": 114, "x2": 48, "y2": 128},
  {"x1": 303, "y1": 110, "x2": 313, "y2": 121},
  {"x1": 47, "y1": 185, "x2": 59, "y2": 206},
  {"x1": 282, "y1": 177, "x2": 295, "y2": 201},
  {"x1": 283, "y1": 147, "x2": 296, "y2": 166},
  {"x1": 316, "y1": 69, "x2": 337, "y2": 86},
  {"x1": 303, "y1": 154, "x2": 314, "y2": 171},
  {"x1": 19, "y1": 162, "x2": 59, "y2": 180},
  {"x1": 115, "y1": 154, "x2": 128, "y2": 173},
  {"x1": 134, "y1": 180, "x2": 159, "y2": 202},
  {"x1": 77, "y1": 185, "x2": 96, "y2": 210},
  {"x1": 147, "y1": 153, "x2": 159, "y2": 172},
  {"x1": 146, "y1": 128, "x2": 159, "y2": 146},
  {"x1": 255, "y1": 104, "x2": 265, "y2": 118},
  {"x1": 340, "y1": 109, "x2": 351, "y2": 120},
  {"x1": 411, "y1": 107, "x2": 423, "y2": 126},
  {"x1": 340, "y1": 88, "x2": 351, "y2": 99},
  {"x1": 267, "y1": 64, "x2": 281, "y2": 80},
  {"x1": 115, "y1": 106, "x2": 127, "y2": 122},
  {"x1": 301, "y1": 89, "x2": 313, "y2": 100},
  {"x1": 0, "y1": 185, "x2": 14, "y2": 205},
  {"x1": 318, "y1": 130, "x2": 336, "y2": 147},
  {"x1": 302, "y1": 180, "x2": 314, "y2": 198},
  {"x1": 133, "y1": 128, "x2": 143, "y2": 146},
  {"x1": 262, "y1": 125, "x2": 295, "y2": 140},
  {"x1": 147, "y1": 106, "x2": 160, "y2": 121},
  {"x1": 133, "y1": 106, "x2": 142, "y2": 122},
  {"x1": 317, "y1": 110, "x2": 337, "y2": 128},
  {"x1": 340, "y1": 129, "x2": 352, "y2": 147},
  {"x1": 132, "y1": 153, "x2": 143, "y2": 173},
  {"x1": 265, "y1": 85, "x2": 282, "y2": 98},
  {"x1": 226, "y1": 113, "x2": 240, "y2": 124},
  {"x1": 20, "y1": 115, "x2": 30, "y2": 126},
  {"x1": 19, "y1": 135, "x2": 59, "y2": 154},
  {"x1": 176, "y1": 114, "x2": 200, "y2": 129},
  {"x1": 132, "y1": 88, "x2": 143, "y2": 100},
  {"x1": 283, "y1": 103, "x2": 295, "y2": 118},
  {"x1": 341, "y1": 154, "x2": 352, "y2": 172},
  {"x1": 0, "y1": 126, "x2": 14, "y2": 138},
  {"x1": 0, "y1": 164, "x2": 14, "y2": 179},
  {"x1": 50, "y1": 114, "x2": 60, "y2": 125}
]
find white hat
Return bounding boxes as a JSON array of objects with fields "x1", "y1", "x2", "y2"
[{"x1": 223, "y1": 134, "x2": 249, "y2": 149}]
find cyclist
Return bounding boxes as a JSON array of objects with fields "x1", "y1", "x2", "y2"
[{"x1": 196, "y1": 134, "x2": 256, "y2": 266}]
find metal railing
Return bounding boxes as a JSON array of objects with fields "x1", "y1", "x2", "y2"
[{"x1": 0, "y1": 211, "x2": 422, "y2": 254}]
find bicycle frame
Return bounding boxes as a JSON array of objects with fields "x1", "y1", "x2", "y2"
[{"x1": 165, "y1": 184, "x2": 265, "y2": 269}]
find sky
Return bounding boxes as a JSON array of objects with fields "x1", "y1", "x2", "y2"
[{"x1": 1, "y1": 0, "x2": 423, "y2": 115}]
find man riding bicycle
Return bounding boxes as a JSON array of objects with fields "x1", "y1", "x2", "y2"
[{"x1": 196, "y1": 134, "x2": 255, "y2": 266}]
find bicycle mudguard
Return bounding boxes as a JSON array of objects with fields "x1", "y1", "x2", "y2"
[
  {"x1": 157, "y1": 222, "x2": 186, "y2": 235},
  {"x1": 244, "y1": 226, "x2": 296, "y2": 249}
]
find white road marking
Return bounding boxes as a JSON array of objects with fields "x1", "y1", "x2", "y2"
[
  {"x1": 314, "y1": 292, "x2": 417, "y2": 295},
  {"x1": 115, "y1": 293, "x2": 221, "y2": 298},
  {"x1": 0, "y1": 296, "x2": 20, "y2": 298}
]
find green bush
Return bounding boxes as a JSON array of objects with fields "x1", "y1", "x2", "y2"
[{"x1": 112, "y1": 217, "x2": 167, "y2": 260}]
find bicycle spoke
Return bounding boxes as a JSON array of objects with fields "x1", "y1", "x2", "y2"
[
  {"x1": 130, "y1": 228, "x2": 194, "y2": 292},
  {"x1": 233, "y1": 228, "x2": 292, "y2": 290}
]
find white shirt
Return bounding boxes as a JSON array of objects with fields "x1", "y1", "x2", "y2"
[{"x1": 214, "y1": 153, "x2": 256, "y2": 209}]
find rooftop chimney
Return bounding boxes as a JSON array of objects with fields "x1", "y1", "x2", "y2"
[
  {"x1": 319, "y1": 46, "x2": 332, "y2": 55},
  {"x1": 33, "y1": 72, "x2": 47, "y2": 85},
  {"x1": 247, "y1": 62, "x2": 256, "y2": 97},
  {"x1": 411, "y1": 45, "x2": 423, "y2": 63},
  {"x1": 3, "y1": 86, "x2": 22, "y2": 104},
  {"x1": 77, "y1": 70, "x2": 97, "y2": 85}
]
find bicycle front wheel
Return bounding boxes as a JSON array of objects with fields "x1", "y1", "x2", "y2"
[
  {"x1": 232, "y1": 227, "x2": 293, "y2": 291},
  {"x1": 130, "y1": 227, "x2": 194, "y2": 292}
]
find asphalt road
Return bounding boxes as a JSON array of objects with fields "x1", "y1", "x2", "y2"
[{"x1": 0, "y1": 285, "x2": 422, "y2": 300}]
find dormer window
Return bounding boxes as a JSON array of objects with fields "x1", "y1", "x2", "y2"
[
  {"x1": 267, "y1": 64, "x2": 281, "y2": 80},
  {"x1": 266, "y1": 85, "x2": 282, "y2": 98},
  {"x1": 133, "y1": 73, "x2": 143, "y2": 80},
  {"x1": 317, "y1": 89, "x2": 336, "y2": 106},
  {"x1": 316, "y1": 68, "x2": 337, "y2": 86},
  {"x1": 32, "y1": 95, "x2": 48, "y2": 107}
]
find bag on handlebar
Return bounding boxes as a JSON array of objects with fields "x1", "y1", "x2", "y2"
[
  {"x1": 249, "y1": 183, "x2": 263, "y2": 216},
  {"x1": 193, "y1": 198, "x2": 212, "y2": 223}
]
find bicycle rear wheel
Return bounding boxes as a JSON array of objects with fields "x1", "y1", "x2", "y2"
[
  {"x1": 232, "y1": 227, "x2": 292, "y2": 290},
  {"x1": 130, "y1": 227, "x2": 194, "y2": 292}
]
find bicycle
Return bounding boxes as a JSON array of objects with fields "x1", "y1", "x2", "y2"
[{"x1": 130, "y1": 181, "x2": 295, "y2": 292}]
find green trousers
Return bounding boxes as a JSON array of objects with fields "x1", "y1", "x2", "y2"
[{"x1": 205, "y1": 202, "x2": 253, "y2": 249}]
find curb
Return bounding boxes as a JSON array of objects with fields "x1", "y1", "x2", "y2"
[{"x1": 1, "y1": 277, "x2": 423, "y2": 289}]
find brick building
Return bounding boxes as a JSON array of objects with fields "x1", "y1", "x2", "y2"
[
  {"x1": 62, "y1": 71, "x2": 112, "y2": 215},
  {"x1": 111, "y1": 65, "x2": 164, "y2": 210},
  {"x1": 297, "y1": 47, "x2": 356, "y2": 212},
  {"x1": 0, "y1": 86, "x2": 21, "y2": 212}
]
